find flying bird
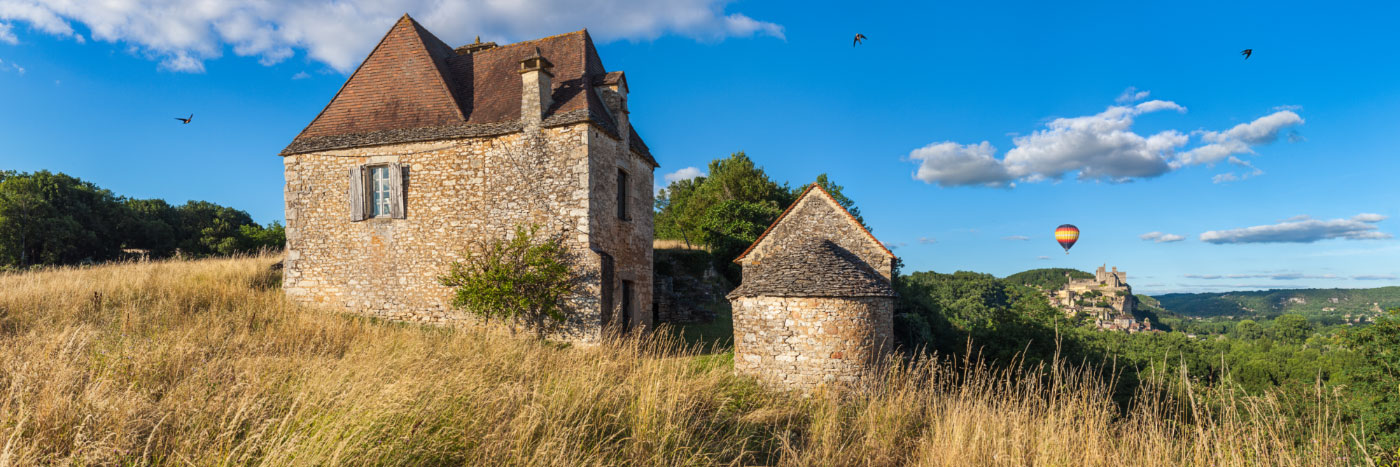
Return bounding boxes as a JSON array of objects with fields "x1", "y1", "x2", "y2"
[
  {"x1": 1240, "y1": 49, "x2": 1252, "y2": 60},
  {"x1": 853, "y1": 33, "x2": 866, "y2": 47},
  {"x1": 175, "y1": 114, "x2": 193, "y2": 124}
]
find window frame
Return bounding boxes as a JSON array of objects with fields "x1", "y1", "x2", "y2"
[{"x1": 369, "y1": 165, "x2": 394, "y2": 218}]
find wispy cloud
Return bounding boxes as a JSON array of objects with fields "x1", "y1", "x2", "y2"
[
  {"x1": 0, "y1": 1, "x2": 783, "y2": 73},
  {"x1": 0, "y1": 58, "x2": 23, "y2": 74},
  {"x1": 0, "y1": 22, "x2": 16, "y2": 44},
  {"x1": 1201, "y1": 214, "x2": 1390, "y2": 244},
  {"x1": 1140, "y1": 231, "x2": 1185, "y2": 243},
  {"x1": 907, "y1": 92, "x2": 1303, "y2": 188},
  {"x1": 1002, "y1": 235, "x2": 1030, "y2": 241},
  {"x1": 1037, "y1": 256, "x2": 1050, "y2": 260},
  {"x1": 918, "y1": 237, "x2": 937, "y2": 244},
  {"x1": 291, "y1": 71, "x2": 310, "y2": 80},
  {"x1": 1115, "y1": 86, "x2": 1149, "y2": 104},
  {"x1": 1354, "y1": 275, "x2": 1399, "y2": 281},
  {"x1": 883, "y1": 241, "x2": 909, "y2": 250}
]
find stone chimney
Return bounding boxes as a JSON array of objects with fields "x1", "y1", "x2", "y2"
[
  {"x1": 595, "y1": 71, "x2": 629, "y2": 153},
  {"x1": 455, "y1": 36, "x2": 498, "y2": 55},
  {"x1": 518, "y1": 47, "x2": 554, "y2": 129}
]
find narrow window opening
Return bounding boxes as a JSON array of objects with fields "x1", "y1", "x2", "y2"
[{"x1": 616, "y1": 169, "x2": 629, "y2": 220}]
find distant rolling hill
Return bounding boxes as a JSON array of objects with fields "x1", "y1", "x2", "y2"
[
  {"x1": 1003, "y1": 268, "x2": 1093, "y2": 290},
  {"x1": 1153, "y1": 287, "x2": 1400, "y2": 323}
]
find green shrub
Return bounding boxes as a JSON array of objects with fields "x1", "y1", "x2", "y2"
[{"x1": 439, "y1": 224, "x2": 582, "y2": 338}]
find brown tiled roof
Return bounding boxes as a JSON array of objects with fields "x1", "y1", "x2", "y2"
[
  {"x1": 733, "y1": 183, "x2": 894, "y2": 264},
  {"x1": 281, "y1": 14, "x2": 655, "y2": 167},
  {"x1": 727, "y1": 238, "x2": 896, "y2": 299}
]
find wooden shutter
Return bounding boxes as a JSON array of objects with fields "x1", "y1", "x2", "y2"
[
  {"x1": 389, "y1": 162, "x2": 406, "y2": 219},
  {"x1": 348, "y1": 165, "x2": 365, "y2": 221}
]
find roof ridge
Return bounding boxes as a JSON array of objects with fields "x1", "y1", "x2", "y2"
[
  {"x1": 403, "y1": 15, "x2": 468, "y2": 121},
  {"x1": 474, "y1": 29, "x2": 589, "y2": 54},
  {"x1": 732, "y1": 183, "x2": 894, "y2": 263}
]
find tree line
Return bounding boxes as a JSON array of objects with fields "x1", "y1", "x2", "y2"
[{"x1": 0, "y1": 170, "x2": 284, "y2": 268}]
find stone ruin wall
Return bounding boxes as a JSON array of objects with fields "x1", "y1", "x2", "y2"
[
  {"x1": 282, "y1": 123, "x2": 652, "y2": 342},
  {"x1": 740, "y1": 193, "x2": 892, "y2": 279},
  {"x1": 732, "y1": 295, "x2": 894, "y2": 391}
]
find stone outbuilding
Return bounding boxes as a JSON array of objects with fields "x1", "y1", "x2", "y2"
[
  {"x1": 279, "y1": 15, "x2": 657, "y2": 342},
  {"x1": 727, "y1": 184, "x2": 897, "y2": 391}
]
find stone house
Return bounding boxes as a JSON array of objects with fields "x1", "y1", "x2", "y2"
[
  {"x1": 727, "y1": 184, "x2": 897, "y2": 391},
  {"x1": 280, "y1": 15, "x2": 658, "y2": 341}
]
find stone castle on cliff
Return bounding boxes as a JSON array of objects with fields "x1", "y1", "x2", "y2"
[{"x1": 1053, "y1": 265, "x2": 1153, "y2": 333}]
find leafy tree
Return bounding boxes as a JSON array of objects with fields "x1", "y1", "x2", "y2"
[
  {"x1": 1235, "y1": 319, "x2": 1267, "y2": 340},
  {"x1": 439, "y1": 224, "x2": 583, "y2": 338},
  {"x1": 653, "y1": 152, "x2": 796, "y2": 277},
  {"x1": 0, "y1": 171, "x2": 123, "y2": 266},
  {"x1": 1272, "y1": 314, "x2": 1313, "y2": 344},
  {"x1": 1338, "y1": 310, "x2": 1400, "y2": 452}
]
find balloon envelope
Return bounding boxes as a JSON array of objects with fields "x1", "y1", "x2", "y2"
[{"x1": 1055, "y1": 224, "x2": 1079, "y2": 253}]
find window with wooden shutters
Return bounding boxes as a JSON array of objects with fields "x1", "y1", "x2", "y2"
[{"x1": 350, "y1": 163, "x2": 406, "y2": 221}]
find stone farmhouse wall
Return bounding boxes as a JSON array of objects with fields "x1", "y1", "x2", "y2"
[
  {"x1": 731, "y1": 295, "x2": 894, "y2": 390},
  {"x1": 282, "y1": 123, "x2": 653, "y2": 342}
]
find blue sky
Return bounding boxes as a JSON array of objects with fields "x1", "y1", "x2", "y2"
[{"x1": 1, "y1": 0, "x2": 1397, "y2": 294}]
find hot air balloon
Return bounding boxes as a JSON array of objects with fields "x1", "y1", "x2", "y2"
[{"x1": 1055, "y1": 224, "x2": 1079, "y2": 254}]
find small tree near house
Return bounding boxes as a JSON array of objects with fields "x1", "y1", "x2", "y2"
[{"x1": 439, "y1": 224, "x2": 582, "y2": 338}]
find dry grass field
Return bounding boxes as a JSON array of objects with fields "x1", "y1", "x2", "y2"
[{"x1": 0, "y1": 255, "x2": 1352, "y2": 465}]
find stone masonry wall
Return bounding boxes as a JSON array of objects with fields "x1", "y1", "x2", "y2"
[
  {"x1": 741, "y1": 192, "x2": 893, "y2": 280},
  {"x1": 587, "y1": 124, "x2": 654, "y2": 333},
  {"x1": 732, "y1": 295, "x2": 894, "y2": 391},
  {"x1": 282, "y1": 123, "x2": 653, "y2": 342}
]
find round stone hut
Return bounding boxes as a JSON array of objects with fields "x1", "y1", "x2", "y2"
[{"x1": 727, "y1": 184, "x2": 897, "y2": 391}]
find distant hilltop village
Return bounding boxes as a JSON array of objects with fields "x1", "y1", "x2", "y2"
[{"x1": 1051, "y1": 265, "x2": 1155, "y2": 333}]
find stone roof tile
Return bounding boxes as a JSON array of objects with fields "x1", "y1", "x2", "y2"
[{"x1": 728, "y1": 238, "x2": 896, "y2": 299}]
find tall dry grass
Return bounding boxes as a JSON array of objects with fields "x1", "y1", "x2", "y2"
[{"x1": 0, "y1": 255, "x2": 1352, "y2": 465}]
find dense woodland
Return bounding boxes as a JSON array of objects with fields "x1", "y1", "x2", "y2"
[
  {"x1": 655, "y1": 153, "x2": 1400, "y2": 455},
  {"x1": 0, "y1": 170, "x2": 284, "y2": 268}
]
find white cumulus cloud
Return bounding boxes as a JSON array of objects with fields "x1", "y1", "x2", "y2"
[
  {"x1": 0, "y1": 0, "x2": 783, "y2": 73},
  {"x1": 1200, "y1": 214, "x2": 1391, "y2": 244},
  {"x1": 908, "y1": 92, "x2": 1305, "y2": 188},
  {"x1": 1140, "y1": 231, "x2": 1185, "y2": 243},
  {"x1": 663, "y1": 166, "x2": 706, "y2": 184}
]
